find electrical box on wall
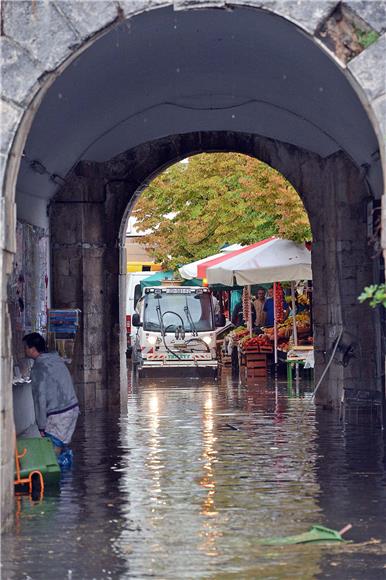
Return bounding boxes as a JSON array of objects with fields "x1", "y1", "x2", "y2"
[{"x1": 47, "y1": 309, "x2": 81, "y2": 362}]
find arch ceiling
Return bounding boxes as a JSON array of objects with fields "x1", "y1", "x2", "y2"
[{"x1": 17, "y1": 6, "x2": 382, "y2": 203}]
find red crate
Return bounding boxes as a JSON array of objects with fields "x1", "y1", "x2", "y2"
[
  {"x1": 246, "y1": 353, "x2": 267, "y2": 365},
  {"x1": 246, "y1": 360, "x2": 267, "y2": 369},
  {"x1": 247, "y1": 368, "x2": 267, "y2": 378},
  {"x1": 243, "y1": 346, "x2": 261, "y2": 354},
  {"x1": 259, "y1": 346, "x2": 273, "y2": 353}
]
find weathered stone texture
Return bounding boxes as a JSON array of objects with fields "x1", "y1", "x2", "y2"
[
  {"x1": 0, "y1": 100, "x2": 24, "y2": 158},
  {"x1": 0, "y1": 448, "x2": 14, "y2": 521},
  {"x1": 0, "y1": 155, "x2": 6, "y2": 191},
  {"x1": 2, "y1": 0, "x2": 79, "y2": 71},
  {"x1": 227, "y1": 0, "x2": 338, "y2": 34},
  {"x1": 0, "y1": 197, "x2": 16, "y2": 258},
  {"x1": 95, "y1": 387, "x2": 108, "y2": 408},
  {"x1": 344, "y1": 0, "x2": 386, "y2": 33},
  {"x1": 372, "y1": 95, "x2": 386, "y2": 143},
  {"x1": 0, "y1": 296, "x2": 15, "y2": 530},
  {"x1": 348, "y1": 33, "x2": 386, "y2": 101},
  {"x1": 174, "y1": 0, "x2": 339, "y2": 34},
  {"x1": 0, "y1": 38, "x2": 44, "y2": 107},
  {"x1": 91, "y1": 354, "x2": 103, "y2": 370},
  {"x1": 174, "y1": 0, "x2": 226, "y2": 9},
  {"x1": 261, "y1": 0, "x2": 338, "y2": 34},
  {"x1": 319, "y1": 2, "x2": 383, "y2": 68},
  {"x1": 75, "y1": 381, "x2": 97, "y2": 408},
  {"x1": 55, "y1": 1, "x2": 118, "y2": 39},
  {"x1": 118, "y1": 0, "x2": 171, "y2": 17}
]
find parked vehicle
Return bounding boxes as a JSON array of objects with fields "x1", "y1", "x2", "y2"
[
  {"x1": 132, "y1": 286, "x2": 222, "y2": 374},
  {"x1": 126, "y1": 271, "x2": 155, "y2": 355}
]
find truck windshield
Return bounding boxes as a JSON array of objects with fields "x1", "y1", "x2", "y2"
[{"x1": 143, "y1": 292, "x2": 214, "y2": 332}]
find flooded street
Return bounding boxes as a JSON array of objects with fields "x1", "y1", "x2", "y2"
[{"x1": 3, "y1": 373, "x2": 386, "y2": 579}]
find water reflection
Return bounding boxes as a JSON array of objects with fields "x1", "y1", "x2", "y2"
[
  {"x1": 3, "y1": 374, "x2": 385, "y2": 579},
  {"x1": 199, "y1": 392, "x2": 221, "y2": 557}
]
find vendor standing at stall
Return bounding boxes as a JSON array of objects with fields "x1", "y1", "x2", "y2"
[
  {"x1": 263, "y1": 286, "x2": 289, "y2": 327},
  {"x1": 253, "y1": 287, "x2": 266, "y2": 328}
]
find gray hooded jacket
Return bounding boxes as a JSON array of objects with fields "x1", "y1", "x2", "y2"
[{"x1": 30, "y1": 352, "x2": 78, "y2": 431}]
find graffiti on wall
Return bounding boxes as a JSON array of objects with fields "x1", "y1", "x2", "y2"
[{"x1": 8, "y1": 221, "x2": 49, "y2": 374}]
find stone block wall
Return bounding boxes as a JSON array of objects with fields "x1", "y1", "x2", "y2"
[{"x1": 50, "y1": 166, "x2": 123, "y2": 410}]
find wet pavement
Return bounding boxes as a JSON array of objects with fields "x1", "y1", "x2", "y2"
[{"x1": 2, "y1": 371, "x2": 386, "y2": 579}]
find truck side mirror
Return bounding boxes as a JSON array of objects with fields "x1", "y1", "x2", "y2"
[{"x1": 132, "y1": 313, "x2": 142, "y2": 327}]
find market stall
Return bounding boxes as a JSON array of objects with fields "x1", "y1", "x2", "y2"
[
  {"x1": 205, "y1": 237, "x2": 313, "y2": 369},
  {"x1": 205, "y1": 238, "x2": 312, "y2": 286}
]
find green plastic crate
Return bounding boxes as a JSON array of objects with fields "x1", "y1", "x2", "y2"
[{"x1": 16, "y1": 437, "x2": 61, "y2": 486}]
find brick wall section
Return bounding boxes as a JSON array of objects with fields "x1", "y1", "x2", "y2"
[{"x1": 1, "y1": 0, "x2": 385, "y2": 531}]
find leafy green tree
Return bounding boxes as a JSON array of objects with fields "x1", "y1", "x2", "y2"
[
  {"x1": 358, "y1": 284, "x2": 386, "y2": 308},
  {"x1": 132, "y1": 153, "x2": 311, "y2": 270}
]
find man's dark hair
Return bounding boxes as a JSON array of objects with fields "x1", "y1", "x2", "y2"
[{"x1": 23, "y1": 332, "x2": 46, "y2": 353}]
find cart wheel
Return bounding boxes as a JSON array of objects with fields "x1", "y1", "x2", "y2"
[{"x1": 31, "y1": 473, "x2": 42, "y2": 501}]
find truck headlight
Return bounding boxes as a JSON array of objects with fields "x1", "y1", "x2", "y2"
[
  {"x1": 147, "y1": 335, "x2": 157, "y2": 345},
  {"x1": 202, "y1": 336, "x2": 212, "y2": 345}
]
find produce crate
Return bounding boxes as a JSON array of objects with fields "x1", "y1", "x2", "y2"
[
  {"x1": 245, "y1": 353, "x2": 267, "y2": 378},
  {"x1": 247, "y1": 368, "x2": 267, "y2": 378},
  {"x1": 247, "y1": 360, "x2": 267, "y2": 368},
  {"x1": 259, "y1": 345, "x2": 273, "y2": 353},
  {"x1": 243, "y1": 346, "x2": 261, "y2": 354},
  {"x1": 245, "y1": 352, "x2": 266, "y2": 363}
]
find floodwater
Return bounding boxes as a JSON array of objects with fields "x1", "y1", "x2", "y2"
[{"x1": 2, "y1": 372, "x2": 386, "y2": 579}]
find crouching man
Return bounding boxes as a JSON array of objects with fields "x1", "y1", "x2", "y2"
[{"x1": 23, "y1": 332, "x2": 79, "y2": 457}]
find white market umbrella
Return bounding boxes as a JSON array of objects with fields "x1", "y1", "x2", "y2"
[
  {"x1": 206, "y1": 238, "x2": 312, "y2": 286},
  {"x1": 179, "y1": 252, "x2": 225, "y2": 280},
  {"x1": 179, "y1": 244, "x2": 243, "y2": 280}
]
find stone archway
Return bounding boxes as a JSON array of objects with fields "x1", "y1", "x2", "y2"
[
  {"x1": 49, "y1": 130, "x2": 380, "y2": 412},
  {"x1": 1, "y1": 1, "x2": 385, "y2": 530}
]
